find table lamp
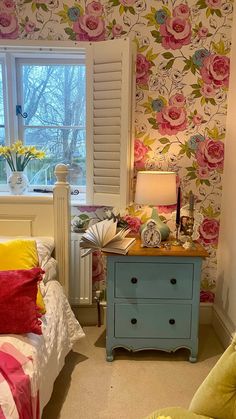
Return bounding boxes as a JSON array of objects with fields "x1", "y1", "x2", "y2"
[{"x1": 135, "y1": 171, "x2": 177, "y2": 241}]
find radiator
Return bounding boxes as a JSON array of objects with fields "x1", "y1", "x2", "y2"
[{"x1": 70, "y1": 232, "x2": 92, "y2": 305}]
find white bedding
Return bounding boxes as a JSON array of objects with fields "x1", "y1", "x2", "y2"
[{"x1": 0, "y1": 280, "x2": 85, "y2": 417}]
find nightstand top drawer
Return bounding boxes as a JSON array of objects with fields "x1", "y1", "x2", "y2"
[{"x1": 115, "y1": 262, "x2": 193, "y2": 299}]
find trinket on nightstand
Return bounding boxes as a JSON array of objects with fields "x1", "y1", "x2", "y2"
[{"x1": 140, "y1": 219, "x2": 162, "y2": 248}]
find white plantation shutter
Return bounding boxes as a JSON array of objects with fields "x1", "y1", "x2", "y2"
[{"x1": 86, "y1": 38, "x2": 136, "y2": 207}]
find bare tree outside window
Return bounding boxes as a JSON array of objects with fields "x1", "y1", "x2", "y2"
[{"x1": 21, "y1": 63, "x2": 86, "y2": 186}]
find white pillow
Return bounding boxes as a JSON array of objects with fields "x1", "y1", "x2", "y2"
[
  {"x1": 35, "y1": 237, "x2": 55, "y2": 265},
  {"x1": 41, "y1": 257, "x2": 58, "y2": 284},
  {"x1": 0, "y1": 235, "x2": 54, "y2": 266}
]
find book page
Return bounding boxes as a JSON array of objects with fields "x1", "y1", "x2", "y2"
[
  {"x1": 102, "y1": 219, "x2": 117, "y2": 246},
  {"x1": 80, "y1": 248, "x2": 94, "y2": 257},
  {"x1": 109, "y1": 227, "x2": 131, "y2": 243},
  {"x1": 94, "y1": 222, "x2": 104, "y2": 247},
  {"x1": 80, "y1": 236, "x2": 98, "y2": 248},
  {"x1": 82, "y1": 227, "x2": 99, "y2": 246}
]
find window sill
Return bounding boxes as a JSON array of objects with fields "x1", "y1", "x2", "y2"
[{"x1": 0, "y1": 191, "x2": 86, "y2": 206}]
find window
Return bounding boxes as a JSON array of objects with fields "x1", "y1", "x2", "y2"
[{"x1": 0, "y1": 39, "x2": 135, "y2": 207}]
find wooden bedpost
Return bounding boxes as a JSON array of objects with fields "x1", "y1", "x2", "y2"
[{"x1": 53, "y1": 164, "x2": 71, "y2": 297}]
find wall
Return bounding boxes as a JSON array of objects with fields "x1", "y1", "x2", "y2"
[
  {"x1": 214, "y1": 1, "x2": 236, "y2": 341},
  {"x1": 1, "y1": 0, "x2": 234, "y2": 300}
]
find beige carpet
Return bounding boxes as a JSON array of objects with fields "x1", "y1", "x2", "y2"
[{"x1": 42, "y1": 325, "x2": 223, "y2": 419}]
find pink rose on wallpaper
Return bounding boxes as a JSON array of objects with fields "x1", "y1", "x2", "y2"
[
  {"x1": 0, "y1": 13, "x2": 18, "y2": 38},
  {"x1": 134, "y1": 139, "x2": 149, "y2": 161},
  {"x1": 205, "y1": 0, "x2": 222, "y2": 8},
  {"x1": 197, "y1": 166, "x2": 209, "y2": 179},
  {"x1": 198, "y1": 27, "x2": 209, "y2": 38},
  {"x1": 73, "y1": 14, "x2": 105, "y2": 41},
  {"x1": 200, "y1": 54, "x2": 230, "y2": 88},
  {"x1": 86, "y1": 1, "x2": 103, "y2": 16},
  {"x1": 169, "y1": 93, "x2": 186, "y2": 107},
  {"x1": 92, "y1": 251, "x2": 104, "y2": 283},
  {"x1": 200, "y1": 290, "x2": 215, "y2": 303},
  {"x1": 134, "y1": 157, "x2": 147, "y2": 170},
  {"x1": 173, "y1": 3, "x2": 190, "y2": 18},
  {"x1": 1, "y1": 0, "x2": 15, "y2": 12},
  {"x1": 156, "y1": 105, "x2": 187, "y2": 135},
  {"x1": 25, "y1": 21, "x2": 36, "y2": 33},
  {"x1": 123, "y1": 215, "x2": 141, "y2": 233},
  {"x1": 136, "y1": 53, "x2": 152, "y2": 86},
  {"x1": 199, "y1": 217, "x2": 220, "y2": 245},
  {"x1": 134, "y1": 139, "x2": 149, "y2": 169},
  {"x1": 200, "y1": 84, "x2": 216, "y2": 98},
  {"x1": 160, "y1": 17, "x2": 192, "y2": 50},
  {"x1": 193, "y1": 113, "x2": 203, "y2": 125},
  {"x1": 112, "y1": 23, "x2": 123, "y2": 37},
  {"x1": 196, "y1": 138, "x2": 224, "y2": 171}
]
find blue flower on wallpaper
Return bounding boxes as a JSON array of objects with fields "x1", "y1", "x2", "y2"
[
  {"x1": 155, "y1": 9, "x2": 168, "y2": 24},
  {"x1": 192, "y1": 49, "x2": 211, "y2": 68},
  {"x1": 188, "y1": 134, "x2": 205, "y2": 150},
  {"x1": 67, "y1": 7, "x2": 81, "y2": 22},
  {"x1": 151, "y1": 98, "x2": 165, "y2": 112}
]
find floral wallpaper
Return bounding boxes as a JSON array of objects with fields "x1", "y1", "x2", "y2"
[{"x1": 1, "y1": 0, "x2": 234, "y2": 303}]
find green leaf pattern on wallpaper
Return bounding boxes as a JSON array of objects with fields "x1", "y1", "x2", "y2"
[{"x1": 2, "y1": 0, "x2": 234, "y2": 302}]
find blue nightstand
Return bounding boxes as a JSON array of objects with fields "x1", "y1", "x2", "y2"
[{"x1": 105, "y1": 239, "x2": 208, "y2": 362}]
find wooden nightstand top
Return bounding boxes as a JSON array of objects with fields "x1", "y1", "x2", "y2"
[{"x1": 126, "y1": 237, "x2": 208, "y2": 258}]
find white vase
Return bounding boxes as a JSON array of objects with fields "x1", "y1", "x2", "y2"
[{"x1": 7, "y1": 171, "x2": 29, "y2": 195}]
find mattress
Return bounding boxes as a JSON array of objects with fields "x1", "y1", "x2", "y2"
[{"x1": 0, "y1": 280, "x2": 85, "y2": 417}]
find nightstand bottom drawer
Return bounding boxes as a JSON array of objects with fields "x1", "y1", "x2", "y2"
[{"x1": 115, "y1": 303, "x2": 192, "y2": 339}]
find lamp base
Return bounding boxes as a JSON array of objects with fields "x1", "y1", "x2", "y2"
[{"x1": 150, "y1": 207, "x2": 170, "y2": 241}]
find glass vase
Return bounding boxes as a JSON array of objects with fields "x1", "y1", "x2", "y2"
[{"x1": 7, "y1": 171, "x2": 29, "y2": 195}]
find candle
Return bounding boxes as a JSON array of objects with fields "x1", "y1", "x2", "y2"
[
  {"x1": 189, "y1": 191, "x2": 194, "y2": 212},
  {"x1": 176, "y1": 186, "x2": 181, "y2": 225}
]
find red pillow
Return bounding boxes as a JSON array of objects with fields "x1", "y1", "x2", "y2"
[{"x1": 0, "y1": 267, "x2": 44, "y2": 335}]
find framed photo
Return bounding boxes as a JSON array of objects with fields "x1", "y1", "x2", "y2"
[{"x1": 180, "y1": 215, "x2": 194, "y2": 236}]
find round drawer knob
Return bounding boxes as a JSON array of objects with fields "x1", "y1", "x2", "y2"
[
  {"x1": 131, "y1": 318, "x2": 137, "y2": 325},
  {"x1": 131, "y1": 277, "x2": 138, "y2": 284},
  {"x1": 169, "y1": 319, "x2": 175, "y2": 325},
  {"x1": 170, "y1": 278, "x2": 177, "y2": 284}
]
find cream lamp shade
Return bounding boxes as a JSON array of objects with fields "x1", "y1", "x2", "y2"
[{"x1": 135, "y1": 171, "x2": 177, "y2": 205}]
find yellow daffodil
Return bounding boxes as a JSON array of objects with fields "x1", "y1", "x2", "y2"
[{"x1": 0, "y1": 140, "x2": 46, "y2": 171}]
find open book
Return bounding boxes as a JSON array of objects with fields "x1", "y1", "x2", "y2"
[{"x1": 80, "y1": 219, "x2": 136, "y2": 256}]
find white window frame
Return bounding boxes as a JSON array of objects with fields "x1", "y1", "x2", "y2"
[{"x1": 0, "y1": 39, "x2": 136, "y2": 207}]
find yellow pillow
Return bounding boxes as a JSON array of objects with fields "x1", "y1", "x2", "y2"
[
  {"x1": 0, "y1": 239, "x2": 46, "y2": 314},
  {"x1": 0, "y1": 239, "x2": 39, "y2": 270},
  {"x1": 36, "y1": 287, "x2": 46, "y2": 315}
]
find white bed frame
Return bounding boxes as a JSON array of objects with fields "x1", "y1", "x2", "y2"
[{"x1": 0, "y1": 164, "x2": 71, "y2": 296}]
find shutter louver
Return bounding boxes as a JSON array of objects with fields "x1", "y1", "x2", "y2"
[{"x1": 86, "y1": 38, "x2": 136, "y2": 208}]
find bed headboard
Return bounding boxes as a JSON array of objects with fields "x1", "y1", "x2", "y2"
[{"x1": 0, "y1": 164, "x2": 71, "y2": 296}]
